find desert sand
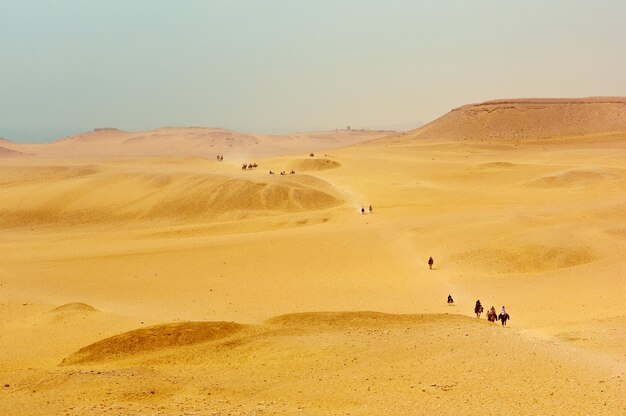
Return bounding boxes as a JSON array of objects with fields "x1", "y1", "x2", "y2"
[{"x1": 1, "y1": 99, "x2": 625, "y2": 415}]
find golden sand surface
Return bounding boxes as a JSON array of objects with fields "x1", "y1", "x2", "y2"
[{"x1": 1, "y1": 101, "x2": 625, "y2": 414}]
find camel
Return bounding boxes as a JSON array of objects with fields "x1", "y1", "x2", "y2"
[
  {"x1": 487, "y1": 307, "x2": 497, "y2": 322},
  {"x1": 242, "y1": 163, "x2": 248, "y2": 170},
  {"x1": 498, "y1": 313, "x2": 510, "y2": 326},
  {"x1": 474, "y1": 300, "x2": 484, "y2": 318}
]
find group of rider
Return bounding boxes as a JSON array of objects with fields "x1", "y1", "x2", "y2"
[
  {"x1": 446, "y1": 296, "x2": 510, "y2": 325},
  {"x1": 474, "y1": 300, "x2": 510, "y2": 325},
  {"x1": 436, "y1": 256, "x2": 510, "y2": 326}
]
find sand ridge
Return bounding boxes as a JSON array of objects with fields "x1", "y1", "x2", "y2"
[
  {"x1": 5, "y1": 127, "x2": 394, "y2": 159},
  {"x1": 389, "y1": 97, "x2": 626, "y2": 142},
  {"x1": 0, "y1": 164, "x2": 344, "y2": 228}
]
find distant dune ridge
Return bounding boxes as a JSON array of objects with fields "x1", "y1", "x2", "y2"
[
  {"x1": 402, "y1": 97, "x2": 626, "y2": 141},
  {"x1": 0, "y1": 141, "x2": 28, "y2": 157},
  {"x1": 5, "y1": 127, "x2": 393, "y2": 158}
]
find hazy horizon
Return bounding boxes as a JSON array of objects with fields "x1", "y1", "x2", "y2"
[{"x1": 2, "y1": 0, "x2": 625, "y2": 143}]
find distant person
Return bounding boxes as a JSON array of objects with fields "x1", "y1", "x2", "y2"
[
  {"x1": 361, "y1": 206, "x2": 365, "y2": 215},
  {"x1": 474, "y1": 300, "x2": 484, "y2": 318},
  {"x1": 368, "y1": 204, "x2": 373, "y2": 214},
  {"x1": 487, "y1": 306, "x2": 497, "y2": 322},
  {"x1": 498, "y1": 306, "x2": 510, "y2": 326},
  {"x1": 220, "y1": 155, "x2": 223, "y2": 162},
  {"x1": 447, "y1": 294, "x2": 454, "y2": 304},
  {"x1": 428, "y1": 257, "x2": 434, "y2": 269}
]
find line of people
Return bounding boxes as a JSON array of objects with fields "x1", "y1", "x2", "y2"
[
  {"x1": 476, "y1": 299, "x2": 510, "y2": 325},
  {"x1": 445, "y1": 296, "x2": 510, "y2": 326},
  {"x1": 433, "y1": 258, "x2": 510, "y2": 326}
]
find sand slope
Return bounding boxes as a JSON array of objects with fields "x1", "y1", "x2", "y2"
[
  {"x1": 0, "y1": 145, "x2": 28, "y2": 157},
  {"x1": 0, "y1": 163, "x2": 343, "y2": 228},
  {"x1": 1, "y1": 312, "x2": 622, "y2": 415}
]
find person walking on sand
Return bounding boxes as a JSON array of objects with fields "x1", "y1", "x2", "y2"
[
  {"x1": 361, "y1": 206, "x2": 365, "y2": 215},
  {"x1": 428, "y1": 257, "x2": 434, "y2": 269},
  {"x1": 368, "y1": 204, "x2": 373, "y2": 214},
  {"x1": 447, "y1": 294, "x2": 454, "y2": 304},
  {"x1": 474, "y1": 300, "x2": 484, "y2": 318}
]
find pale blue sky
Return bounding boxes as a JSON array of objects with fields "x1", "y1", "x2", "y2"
[{"x1": 1, "y1": 0, "x2": 625, "y2": 142}]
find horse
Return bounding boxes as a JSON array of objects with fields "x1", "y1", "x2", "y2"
[{"x1": 498, "y1": 313, "x2": 510, "y2": 326}]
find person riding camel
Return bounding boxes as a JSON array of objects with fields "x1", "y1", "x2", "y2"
[
  {"x1": 474, "y1": 300, "x2": 484, "y2": 318},
  {"x1": 487, "y1": 306, "x2": 497, "y2": 322},
  {"x1": 498, "y1": 306, "x2": 510, "y2": 326}
]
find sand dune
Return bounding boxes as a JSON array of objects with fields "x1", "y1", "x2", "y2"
[
  {"x1": 0, "y1": 166, "x2": 343, "y2": 228},
  {"x1": 288, "y1": 157, "x2": 341, "y2": 171},
  {"x1": 2, "y1": 312, "x2": 622, "y2": 415},
  {"x1": 389, "y1": 97, "x2": 626, "y2": 142},
  {"x1": 0, "y1": 145, "x2": 28, "y2": 157},
  {"x1": 52, "y1": 302, "x2": 98, "y2": 314},
  {"x1": 6, "y1": 127, "x2": 393, "y2": 159},
  {"x1": 1, "y1": 97, "x2": 625, "y2": 415},
  {"x1": 454, "y1": 242, "x2": 596, "y2": 274},
  {"x1": 63, "y1": 321, "x2": 247, "y2": 365},
  {"x1": 527, "y1": 168, "x2": 619, "y2": 187}
]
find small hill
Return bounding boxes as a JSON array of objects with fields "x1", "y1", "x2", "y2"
[
  {"x1": 0, "y1": 145, "x2": 28, "y2": 157},
  {"x1": 0, "y1": 169, "x2": 344, "y2": 228},
  {"x1": 52, "y1": 302, "x2": 98, "y2": 313},
  {"x1": 401, "y1": 97, "x2": 626, "y2": 141},
  {"x1": 288, "y1": 158, "x2": 341, "y2": 171},
  {"x1": 527, "y1": 168, "x2": 619, "y2": 188},
  {"x1": 62, "y1": 321, "x2": 246, "y2": 364}
]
